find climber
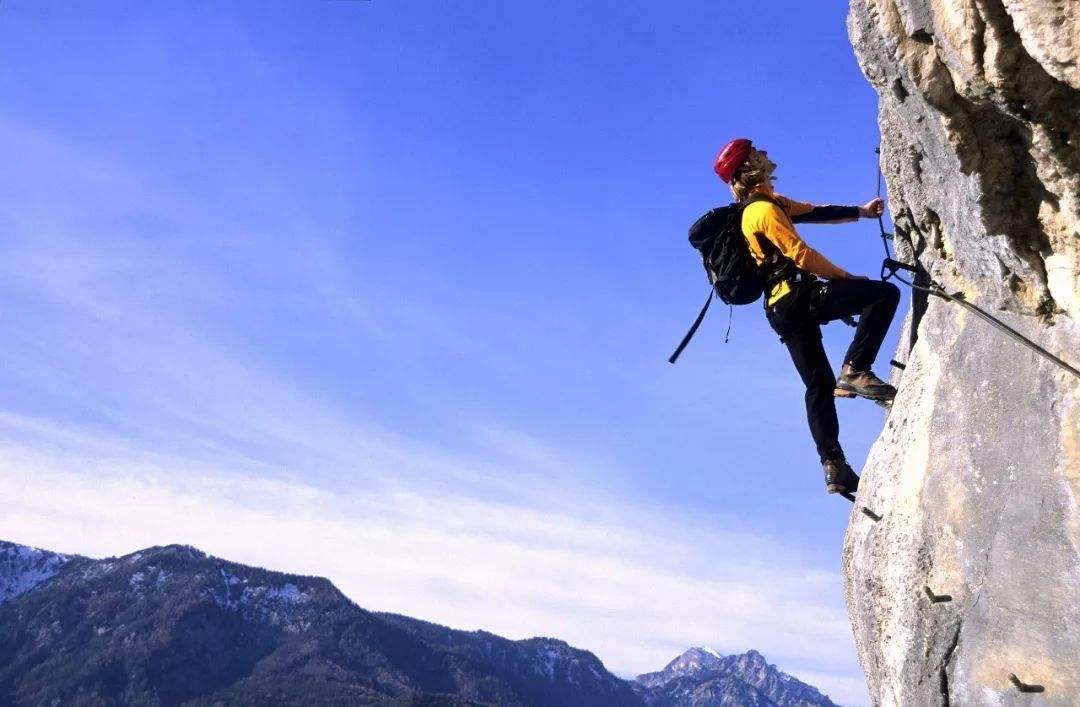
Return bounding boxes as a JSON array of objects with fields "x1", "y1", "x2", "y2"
[{"x1": 714, "y1": 138, "x2": 900, "y2": 495}]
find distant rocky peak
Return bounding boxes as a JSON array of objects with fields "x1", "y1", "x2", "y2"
[
  {"x1": 637, "y1": 648, "x2": 837, "y2": 707},
  {"x1": 0, "y1": 540, "x2": 75, "y2": 605},
  {"x1": 728, "y1": 648, "x2": 771, "y2": 679},
  {"x1": 654, "y1": 647, "x2": 772, "y2": 682},
  {"x1": 736, "y1": 648, "x2": 767, "y2": 668},
  {"x1": 662, "y1": 645, "x2": 727, "y2": 674}
]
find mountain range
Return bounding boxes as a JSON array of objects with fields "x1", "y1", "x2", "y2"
[{"x1": 0, "y1": 539, "x2": 840, "y2": 706}]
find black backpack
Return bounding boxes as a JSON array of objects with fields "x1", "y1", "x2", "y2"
[
  {"x1": 668, "y1": 195, "x2": 776, "y2": 363},
  {"x1": 691, "y1": 200, "x2": 768, "y2": 304}
]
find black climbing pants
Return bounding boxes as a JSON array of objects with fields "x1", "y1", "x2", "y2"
[{"x1": 766, "y1": 278, "x2": 900, "y2": 463}]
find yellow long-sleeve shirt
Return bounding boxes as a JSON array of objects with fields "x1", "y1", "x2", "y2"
[{"x1": 741, "y1": 192, "x2": 850, "y2": 305}]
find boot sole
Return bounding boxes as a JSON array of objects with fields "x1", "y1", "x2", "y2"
[
  {"x1": 835, "y1": 386, "x2": 894, "y2": 408},
  {"x1": 835, "y1": 382, "x2": 896, "y2": 401},
  {"x1": 827, "y1": 484, "x2": 860, "y2": 502}
]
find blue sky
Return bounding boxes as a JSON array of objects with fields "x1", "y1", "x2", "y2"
[{"x1": 0, "y1": 2, "x2": 903, "y2": 704}]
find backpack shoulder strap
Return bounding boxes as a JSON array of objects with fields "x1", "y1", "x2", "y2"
[
  {"x1": 741, "y1": 193, "x2": 787, "y2": 213},
  {"x1": 743, "y1": 195, "x2": 806, "y2": 287},
  {"x1": 739, "y1": 194, "x2": 786, "y2": 261}
]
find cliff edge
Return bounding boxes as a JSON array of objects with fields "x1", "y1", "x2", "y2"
[{"x1": 844, "y1": 0, "x2": 1080, "y2": 704}]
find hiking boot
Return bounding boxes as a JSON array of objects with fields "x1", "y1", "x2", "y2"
[
  {"x1": 836, "y1": 364, "x2": 896, "y2": 401},
  {"x1": 823, "y1": 458, "x2": 860, "y2": 495}
]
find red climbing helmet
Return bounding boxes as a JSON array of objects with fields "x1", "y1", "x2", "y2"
[{"x1": 714, "y1": 138, "x2": 752, "y2": 183}]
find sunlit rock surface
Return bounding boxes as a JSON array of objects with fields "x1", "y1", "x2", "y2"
[{"x1": 845, "y1": 0, "x2": 1079, "y2": 704}]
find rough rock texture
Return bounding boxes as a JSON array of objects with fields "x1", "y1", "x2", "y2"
[{"x1": 844, "y1": 1, "x2": 1080, "y2": 705}]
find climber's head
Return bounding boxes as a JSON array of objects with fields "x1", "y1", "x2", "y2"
[
  {"x1": 714, "y1": 138, "x2": 752, "y2": 183},
  {"x1": 728, "y1": 145, "x2": 777, "y2": 202}
]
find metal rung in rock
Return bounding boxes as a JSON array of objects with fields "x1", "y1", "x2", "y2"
[
  {"x1": 923, "y1": 586, "x2": 952, "y2": 603},
  {"x1": 1008, "y1": 674, "x2": 1045, "y2": 693}
]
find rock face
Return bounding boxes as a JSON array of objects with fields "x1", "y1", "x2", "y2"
[{"x1": 845, "y1": 1, "x2": 1080, "y2": 705}]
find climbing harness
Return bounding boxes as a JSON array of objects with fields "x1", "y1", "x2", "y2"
[{"x1": 871, "y1": 149, "x2": 1080, "y2": 381}]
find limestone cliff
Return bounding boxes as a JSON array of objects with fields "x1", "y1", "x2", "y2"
[{"x1": 843, "y1": 1, "x2": 1080, "y2": 704}]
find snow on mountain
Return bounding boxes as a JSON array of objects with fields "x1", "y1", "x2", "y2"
[
  {"x1": 638, "y1": 645, "x2": 728, "y2": 686},
  {"x1": 0, "y1": 539, "x2": 74, "y2": 604}
]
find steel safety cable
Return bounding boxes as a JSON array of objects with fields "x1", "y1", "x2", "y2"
[{"x1": 873, "y1": 149, "x2": 1080, "y2": 381}]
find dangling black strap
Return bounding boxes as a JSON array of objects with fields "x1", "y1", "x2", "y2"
[
  {"x1": 668, "y1": 194, "x2": 779, "y2": 365},
  {"x1": 668, "y1": 289, "x2": 714, "y2": 364},
  {"x1": 724, "y1": 303, "x2": 734, "y2": 344}
]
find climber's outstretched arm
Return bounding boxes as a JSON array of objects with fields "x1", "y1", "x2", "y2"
[
  {"x1": 745, "y1": 201, "x2": 851, "y2": 279},
  {"x1": 780, "y1": 196, "x2": 884, "y2": 225}
]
